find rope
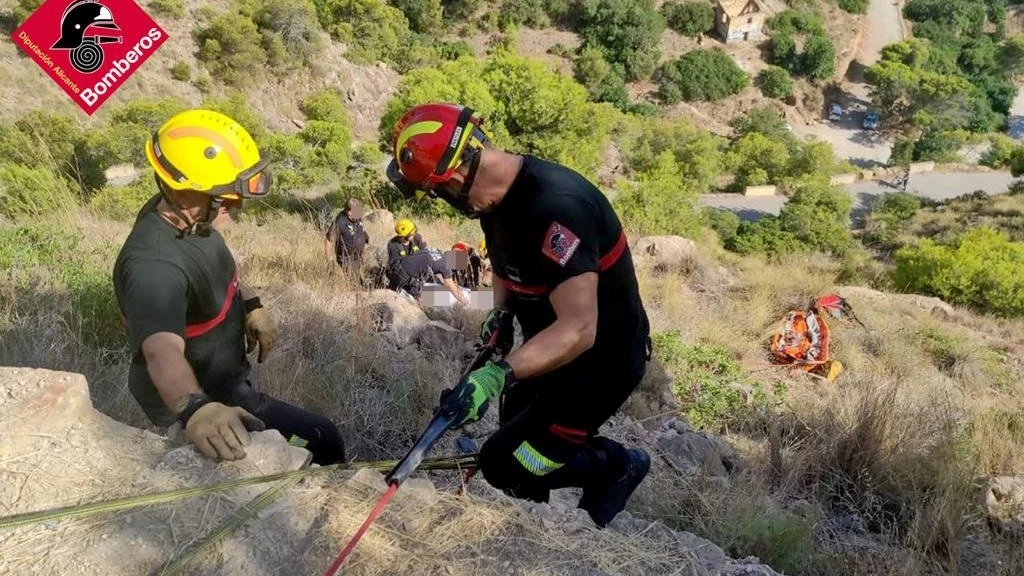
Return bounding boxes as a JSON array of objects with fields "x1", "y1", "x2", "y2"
[{"x1": 0, "y1": 454, "x2": 477, "y2": 531}]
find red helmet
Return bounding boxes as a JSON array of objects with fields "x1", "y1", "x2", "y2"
[
  {"x1": 452, "y1": 241, "x2": 471, "y2": 252},
  {"x1": 387, "y1": 103, "x2": 489, "y2": 198}
]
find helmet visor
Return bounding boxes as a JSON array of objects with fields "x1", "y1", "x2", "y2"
[
  {"x1": 211, "y1": 157, "x2": 272, "y2": 200},
  {"x1": 387, "y1": 158, "x2": 434, "y2": 201}
]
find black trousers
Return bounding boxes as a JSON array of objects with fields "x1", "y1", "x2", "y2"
[
  {"x1": 219, "y1": 381, "x2": 346, "y2": 465},
  {"x1": 134, "y1": 377, "x2": 345, "y2": 465},
  {"x1": 478, "y1": 346, "x2": 648, "y2": 503}
]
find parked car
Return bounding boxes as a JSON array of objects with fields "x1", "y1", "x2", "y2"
[
  {"x1": 863, "y1": 110, "x2": 880, "y2": 130},
  {"x1": 828, "y1": 103, "x2": 843, "y2": 122}
]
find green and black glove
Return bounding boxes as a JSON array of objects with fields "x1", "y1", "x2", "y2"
[
  {"x1": 440, "y1": 360, "x2": 515, "y2": 427},
  {"x1": 480, "y1": 307, "x2": 513, "y2": 356}
]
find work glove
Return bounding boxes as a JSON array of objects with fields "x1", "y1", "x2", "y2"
[
  {"x1": 184, "y1": 402, "x2": 266, "y2": 461},
  {"x1": 480, "y1": 307, "x2": 513, "y2": 356},
  {"x1": 244, "y1": 297, "x2": 277, "y2": 363},
  {"x1": 439, "y1": 360, "x2": 511, "y2": 427}
]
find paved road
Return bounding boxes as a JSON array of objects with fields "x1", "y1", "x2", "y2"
[{"x1": 701, "y1": 171, "x2": 1019, "y2": 222}]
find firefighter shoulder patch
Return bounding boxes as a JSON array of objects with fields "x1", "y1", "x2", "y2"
[{"x1": 541, "y1": 222, "x2": 581, "y2": 266}]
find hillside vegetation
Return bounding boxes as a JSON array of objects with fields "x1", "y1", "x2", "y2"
[{"x1": 2, "y1": 0, "x2": 1024, "y2": 574}]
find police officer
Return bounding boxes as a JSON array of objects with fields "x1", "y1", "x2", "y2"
[
  {"x1": 386, "y1": 103, "x2": 651, "y2": 528},
  {"x1": 325, "y1": 197, "x2": 369, "y2": 277},
  {"x1": 113, "y1": 109, "x2": 345, "y2": 465}
]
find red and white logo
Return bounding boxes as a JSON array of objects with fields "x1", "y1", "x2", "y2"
[
  {"x1": 10, "y1": 0, "x2": 168, "y2": 115},
  {"x1": 541, "y1": 221, "x2": 581, "y2": 267}
]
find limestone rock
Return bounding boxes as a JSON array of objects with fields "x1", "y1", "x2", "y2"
[
  {"x1": 985, "y1": 476, "x2": 1024, "y2": 533},
  {"x1": 363, "y1": 209, "x2": 395, "y2": 245},
  {"x1": 622, "y1": 358, "x2": 679, "y2": 430},
  {"x1": 655, "y1": 418, "x2": 741, "y2": 477},
  {"x1": 633, "y1": 236, "x2": 698, "y2": 273}
]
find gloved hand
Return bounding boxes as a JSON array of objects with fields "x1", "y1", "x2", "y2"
[
  {"x1": 439, "y1": 360, "x2": 510, "y2": 427},
  {"x1": 184, "y1": 402, "x2": 266, "y2": 461},
  {"x1": 244, "y1": 298, "x2": 277, "y2": 363},
  {"x1": 480, "y1": 307, "x2": 513, "y2": 356}
]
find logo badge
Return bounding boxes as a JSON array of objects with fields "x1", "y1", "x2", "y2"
[
  {"x1": 541, "y1": 222, "x2": 581, "y2": 267},
  {"x1": 11, "y1": 0, "x2": 168, "y2": 115}
]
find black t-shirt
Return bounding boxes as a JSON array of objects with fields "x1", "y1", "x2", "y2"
[
  {"x1": 386, "y1": 233, "x2": 427, "y2": 268},
  {"x1": 481, "y1": 155, "x2": 650, "y2": 369},
  {"x1": 327, "y1": 212, "x2": 369, "y2": 264},
  {"x1": 113, "y1": 195, "x2": 249, "y2": 404}
]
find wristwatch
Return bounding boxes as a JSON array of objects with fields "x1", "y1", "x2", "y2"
[{"x1": 175, "y1": 393, "x2": 211, "y2": 426}]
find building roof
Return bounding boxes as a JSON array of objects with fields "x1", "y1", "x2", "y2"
[{"x1": 717, "y1": 0, "x2": 762, "y2": 18}]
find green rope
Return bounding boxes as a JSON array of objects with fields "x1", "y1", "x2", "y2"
[
  {"x1": 0, "y1": 454, "x2": 477, "y2": 531},
  {"x1": 157, "y1": 477, "x2": 303, "y2": 576}
]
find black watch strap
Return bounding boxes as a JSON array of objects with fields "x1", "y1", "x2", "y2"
[
  {"x1": 495, "y1": 359, "x2": 516, "y2": 385},
  {"x1": 244, "y1": 297, "x2": 263, "y2": 314},
  {"x1": 176, "y1": 393, "x2": 211, "y2": 426}
]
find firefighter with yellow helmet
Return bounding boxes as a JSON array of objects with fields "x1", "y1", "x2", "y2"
[{"x1": 113, "y1": 109, "x2": 345, "y2": 464}]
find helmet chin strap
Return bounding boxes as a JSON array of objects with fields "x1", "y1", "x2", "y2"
[
  {"x1": 157, "y1": 176, "x2": 222, "y2": 238},
  {"x1": 439, "y1": 149, "x2": 482, "y2": 219}
]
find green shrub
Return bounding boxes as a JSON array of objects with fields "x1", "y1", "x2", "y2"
[
  {"x1": 195, "y1": 12, "x2": 267, "y2": 86},
  {"x1": 656, "y1": 49, "x2": 749, "y2": 103},
  {"x1": 438, "y1": 39, "x2": 474, "y2": 60},
  {"x1": 861, "y1": 192, "x2": 922, "y2": 248},
  {"x1": 89, "y1": 175, "x2": 158, "y2": 221},
  {"x1": 169, "y1": 61, "x2": 191, "y2": 81},
  {"x1": 0, "y1": 163, "x2": 79, "y2": 219},
  {"x1": 498, "y1": 0, "x2": 550, "y2": 30},
  {"x1": 652, "y1": 332, "x2": 770, "y2": 432},
  {"x1": 894, "y1": 227, "x2": 1024, "y2": 317},
  {"x1": 391, "y1": 0, "x2": 443, "y2": 33},
  {"x1": 757, "y1": 66, "x2": 795, "y2": 99},
  {"x1": 768, "y1": 33, "x2": 798, "y2": 72},
  {"x1": 10, "y1": 0, "x2": 44, "y2": 24},
  {"x1": 705, "y1": 207, "x2": 741, "y2": 242},
  {"x1": 577, "y1": 0, "x2": 664, "y2": 81},
  {"x1": 767, "y1": 8, "x2": 824, "y2": 36},
  {"x1": 625, "y1": 116, "x2": 727, "y2": 193},
  {"x1": 150, "y1": 0, "x2": 185, "y2": 18},
  {"x1": 727, "y1": 179, "x2": 854, "y2": 257},
  {"x1": 728, "y1": 132, "x2": 790, "y2": 186},
  {"x1": 661, "y1": 1, "x2": 715, "y2": 37},
  {"x1": 547, "y1": 43, "x2": 575, "y2": 58},
  {"x1": 730, "y1": 105, "x2": 793, "y2": 141},
  {"x1": 441, "y1": 0, "x2": 482, "y2": 20},
  {"x1": 615, "y1": 151, "x2": 704, "y2": 237},
  {"x1": 573, "y1": 46, "x2": 630, "y2": 108},
  {"x1": 982, "y1": 134, "x2": 1017, "y2": 169},
  {"x1": 837, "y1": 0, "x2": 868, "y2": 13},
  {"x1": 250, "y1": 0, "x2": 324, "y2": 67},
  {"x1": 800, "y1": 35, "x2": 836, "y2": 80},
  {"x1": 316, "y1": 0, "x2": 410, "y2": 65}
]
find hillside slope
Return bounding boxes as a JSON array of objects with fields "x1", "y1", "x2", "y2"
[{"x1": 0, "y1": 367, "x2": 779, "y2": 576}]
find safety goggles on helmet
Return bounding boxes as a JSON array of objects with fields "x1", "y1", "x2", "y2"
[
  {"x1": 386, "y1": 106, "x2": 488, "y2": 201},
  {"x1": 150, "y1": 134, "x2": 273, "y2": 200}
]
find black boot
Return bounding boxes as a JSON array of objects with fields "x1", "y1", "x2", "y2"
[{"x1": 578, "y1": 448, "x2": 651, "y2": 528}]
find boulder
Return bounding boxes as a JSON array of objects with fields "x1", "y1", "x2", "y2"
[
  {"x1": 362, "y1": 209, "x2": 395, "y2": 244},
  {"x1": 836, "y1": 286, "x2": 956, "y2": 317},
  {"x1": 655, "y1": 418, "x2": 741, "y2": 477},
  {"x1": 985, "y1": 476, "x2": 1024, "y2": 533},
  {"x1": 621, "y1": 358, "x2": 679, "y2": 430},
  {"x1": 633, "y1": 236, "x2": 698, "y2": 273}
]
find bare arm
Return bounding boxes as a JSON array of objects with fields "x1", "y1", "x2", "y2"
[
  {"x1": 439, "y1": 274, "x2": 470, "y2": 306},
  {"x1": 504, "y1": 272, "x2": 598, "y2": 380},
  {"x1": 141, "y1": 332, "x2": 203, "y2": 413},
  {"x1": 492, "y1": 276, "x2": 508, "y2": 308}
]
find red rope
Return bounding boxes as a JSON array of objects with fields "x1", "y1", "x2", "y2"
[{"x1": 322, "y1": 483, "x2": 399, "y2": 576}]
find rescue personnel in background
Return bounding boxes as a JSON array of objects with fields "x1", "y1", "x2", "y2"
[
  {"x1": 113, "y1": 109, "x2": 345, "y2": 465},
  {"x1": 387, "y1": 103, "x2": 651, "y2": 528},
  {"x1": 386, "y1": 219, "x2": 468, "y2": 305},
  {"x1": 477, "y1": 239, "x2": 492, "y2": 287},
  {"x1": 451, "y1": 241, "x2": 478, "y2": 288},
  {"x1": 324, "y1": 197, "x2": 369, "y2": 277}
]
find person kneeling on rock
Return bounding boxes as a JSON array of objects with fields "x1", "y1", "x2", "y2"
[{"x1": 113, "y1": 109, "x2": 345, "y2": 465}]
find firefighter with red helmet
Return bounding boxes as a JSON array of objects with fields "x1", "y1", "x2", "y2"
[{"x1": 387, "y1": 103, "x2": 652, "y2": 528}]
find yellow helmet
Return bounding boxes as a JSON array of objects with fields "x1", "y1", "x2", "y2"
[
  {"x1": 478, "y1": 239, "x2": 486, "y2": 254},
  {"x1": 145, "y1": 109, "x2": 271, "y2": 200},
  {"x1": 395, "y1": 218, "x2": 416, "y2": 237}
]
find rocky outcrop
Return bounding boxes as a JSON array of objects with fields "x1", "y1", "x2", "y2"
[
  {"x1": 633, "y1": 236, "x2": 698, "y2": 273},
  {"x1": 655, "y1": 418, "x2": 741, "y2": 477},
  {"x1": 0, "y1": 367, "x2": 785, "y2": 576},
  {"x1": 985, "y1": 476, "x2": 1024, "y2": 533}
]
